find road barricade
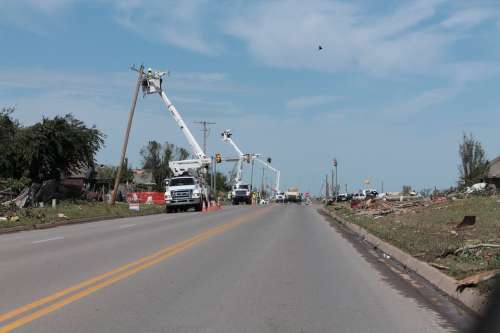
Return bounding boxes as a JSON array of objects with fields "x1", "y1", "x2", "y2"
[{"x1": 126, "y1": 192, "x2": 165, "y2": 204}]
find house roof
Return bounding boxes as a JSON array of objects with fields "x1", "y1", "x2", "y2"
[{"x1": 488, "y1": 156, "x2": 500, "y2": 179}]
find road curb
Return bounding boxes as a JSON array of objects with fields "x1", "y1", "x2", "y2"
[
  {"x1": 321, "y1": 207, "x2": 487, "y2": 315},
  {"x1": 0, "y1": 211, "x2": 165, "y2": 235}
]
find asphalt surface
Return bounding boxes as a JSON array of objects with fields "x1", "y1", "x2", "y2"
[{"x1": 0, "y1": 204, "x2": 470, "y2": 332}]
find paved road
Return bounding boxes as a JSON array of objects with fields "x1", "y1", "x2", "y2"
[{"x1": 0, "y1": 204, "x2": 465, "y2": 332}]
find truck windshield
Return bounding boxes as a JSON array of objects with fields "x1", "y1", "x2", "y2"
[
  {"x1": 237, "y1": 185, "x2": 249, "y2": 190},
  {"x1": 169, "y1": 178, "x2": 195, "y2": 186}
]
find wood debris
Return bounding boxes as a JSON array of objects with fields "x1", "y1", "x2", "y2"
[{"x1": 456, "y1": 269, "x2": 500, "y2": 292}]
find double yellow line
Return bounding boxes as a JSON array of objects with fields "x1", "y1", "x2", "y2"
[{"x1": 0, "y1": 207, "x2": 269, "y2": 333}]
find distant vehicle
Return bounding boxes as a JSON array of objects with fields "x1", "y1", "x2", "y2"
[
  {"x1": 232, "y1": 184, "x2": 252, "y2": 205},
  {"x1": 352, "y1": 192, "x2": 366, "y2": 201},
  {"x1": 285, "y1": 187, "x2": 300, "y2": 202},
  {"x1": 164, "y1": 176, "x2": 205, "y2": 213},
  {"x1": 275, "y1": 192, "x2": 286, "y2": 202},
  {"x1": 362, "y1": 189, "x2": 378, "y2": 198},
  {"x1": 335, "y1": 193, "x2": 351, "y2": 202},
  {"x1": 259, "y1": 198, "x2": 269, "y2": 205}
]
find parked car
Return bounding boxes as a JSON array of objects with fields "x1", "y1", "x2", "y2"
[{"x1": 335, "y1": 193, "x2": 351, "y2": 202}]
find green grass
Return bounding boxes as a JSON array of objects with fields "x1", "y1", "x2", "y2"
[
  {"x1": 0, "y1": 201, "x2": 165, "y2": 230},
  {"x1": 327, "y1": 196, "x2": 500, "y2": 280}
]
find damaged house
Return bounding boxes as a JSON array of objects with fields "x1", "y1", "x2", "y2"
[{"x1": 487, "y1": 156, "x2": 500, "y2": 190}]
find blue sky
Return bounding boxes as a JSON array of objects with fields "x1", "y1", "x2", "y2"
[{"x1": 1, "y1": 0, "x2": 499, "y2": 194}]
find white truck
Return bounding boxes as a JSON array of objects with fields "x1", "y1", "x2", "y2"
[
  {"x1": 141, "y1": 68, "x2": 210, "y2": 213},
  {"x1": 221, "y1": 130, "x2": 253, "y2": 205},
  {"x1": 164, "y1": 176, "x2": 204, "y2": 213}
]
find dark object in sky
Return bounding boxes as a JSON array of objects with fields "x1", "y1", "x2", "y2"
[{"x1": 318, "y1": 45, "x2": 323, "y2": 50}]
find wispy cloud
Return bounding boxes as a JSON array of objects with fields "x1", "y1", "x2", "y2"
[
  {"x1": 286, "y1": 95, "x2": 343, "y2": 110},
  {"x1": 441, "y1": 8, "x2": 499, "y2": 29},
  {"x1": 111, "y1": 0, "x2": 220, "y2": 55},
  {"x1": 224, "y1": 0, "x2": 498, "y2": 76},
  {"x1": 385, "y1": 86, "x2": 459, "y2": 117}
]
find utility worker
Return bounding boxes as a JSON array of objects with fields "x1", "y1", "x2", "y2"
[{"x1": 147, "y1": 68, "x2": 153, "y2": 80}]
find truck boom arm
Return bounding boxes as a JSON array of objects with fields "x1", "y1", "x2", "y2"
[
  {"x1": 253, "y1": 157, "x2": 280, "y2": 193},
  {"x1": 159, "y1": 91, "x2": 207, "y2": 161},
  {"x1": 221, "y1": 130, "x2": 245, "y2": 185},
  {"x1": 142, "y1": 70, "x2": 210, "y2": 176}
]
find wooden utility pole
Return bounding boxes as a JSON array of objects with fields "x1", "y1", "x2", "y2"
[
  {"x1": 193, "y1": 120, "x2": 216, "y2": 155},
  {"x1": 325, "y1": 174, "x2": 330, "y2": 198},
  {"x1": 110, "y1": 65, "x2": 144, "y2": 205}
]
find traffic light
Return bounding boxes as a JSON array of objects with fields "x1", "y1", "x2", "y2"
[
  {"x1": 215, "y1": 153, "x2": 222, "y2": 163},
  {"x1": 245, "y1": 154, "x2": 252, "y2": 163},
  {"x1": 267, "y1": 157, "x2": 272, "y2": 164}
]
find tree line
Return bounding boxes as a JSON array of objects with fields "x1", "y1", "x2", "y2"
[
  {"x1": 0, "y1": 107, "x2": 104, "y2": 185},
  {"x1": 0, "y1": 108, "x2": 230, "y2": 193}
]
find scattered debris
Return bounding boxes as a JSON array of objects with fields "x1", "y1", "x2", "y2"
[
  {"x1": 456, "y1": 269, "x2": 500, "y2": 292},
  {"x1": 465, "y1": 182, "x2": 487, "y2": 194},
  {"x1": 454, "y1": 243, "x2": 500, "y2": 256},
  {"x1": 430, "y1": 262, "x2": 450, "y2": 270}
]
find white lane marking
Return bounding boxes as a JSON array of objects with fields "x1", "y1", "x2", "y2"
[
  {"x1": 31, "y1": 237, "x2": 64, "y2": 244},
  {"x1": 118, "y1": 223, "x2": 137, "y2": 229}
]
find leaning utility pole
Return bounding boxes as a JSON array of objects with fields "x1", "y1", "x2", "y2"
[
  {"x1": 193, "y1": 120, "x2": 216, "y2": 155},
  {"x1": 111, "y1": 65, "x2": 144, "y2": 205}
]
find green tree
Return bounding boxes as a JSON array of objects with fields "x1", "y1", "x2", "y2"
[
  {"x1": 207, "y1": 171, "x2": 231, "y2": 193},
  {"x1": 0, "y1": 107, "x2": 19, "y2": 179},
  {"x1": 0, "y1": 110, "x2": 104, "y2": 182},
  {"x1": 459, "y1": 133, "x2": 489, "y2": 187},
  {"x1": 140, "y1": 141, "x2": 189, "y2": 189},
  {"x1": 15, "y1": 114, "x2": 104, "y2": 181}
]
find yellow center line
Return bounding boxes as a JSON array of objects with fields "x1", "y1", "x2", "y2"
[{"x1": 0, "y1": 207, "x2": 271, "y2": 333}]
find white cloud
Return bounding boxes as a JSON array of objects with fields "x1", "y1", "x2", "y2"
[
  {"x1": 441, "y1": 8, "x2": 499, "y2": 29},
  {"x1": 286, "y1": 95, "x2": 343, "y2": 110},
  {"x1": 224, "y1": 0, "x2": 498, "y2": 76},
  {"x1": 111, "y1": 0, "x2": 219, "y2": 55},
  {"x1": 385, "y1": 86, "x2": 458, "y2": 116}
]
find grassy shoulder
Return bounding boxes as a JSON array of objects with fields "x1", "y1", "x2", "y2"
[
  {"x1": 0, "y1": 202, "x2": 165, "y2": 230},
  {"x1": 326, "y1": 197, "x2": 500, "y2": 285}
]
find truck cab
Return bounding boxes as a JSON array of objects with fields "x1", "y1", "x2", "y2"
[
  {"x1": 231, "y1": 184, "x2": 252, "y2": 205},
  {"x1": 164, "y1": 176, "x2": 205, "y2": 213}
]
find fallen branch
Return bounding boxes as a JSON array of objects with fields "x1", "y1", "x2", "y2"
[
  {"x1": 456, "y1": 269, "x2": 500, "y2": 292},
  {"x1": 454, "y1": 244, "x2": 500, "y2": 255},
  {"x1": 429, "y1": 262, "x2": 449, "y2": 270}
]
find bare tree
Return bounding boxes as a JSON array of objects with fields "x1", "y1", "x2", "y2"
[{"x1": 459, "y1": 133, "x2": 489, "y2": 187}]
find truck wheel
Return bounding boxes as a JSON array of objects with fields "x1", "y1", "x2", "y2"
[
  {"x1": 246, "y1": 199, "x2": 252, "y2": 205},
  {"x1": 195, "y1": 202, "x2": 203, "y2": 212},
  {"x1": 166, "y1": 206, "x2": 172, "y2": 213}
]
